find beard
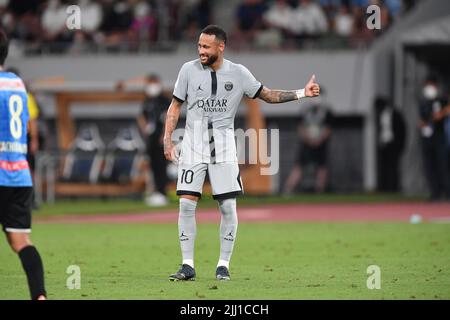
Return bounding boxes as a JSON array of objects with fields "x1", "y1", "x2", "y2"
[{"x1": 200, "y1": 53, "x2": 218, "y2": 66}]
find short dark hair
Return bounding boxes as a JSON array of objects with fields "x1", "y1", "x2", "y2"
[
  {"x1": 146, "y1": 73, "x2": 160, "y2": 82},
  {"x1": 200, "y1": 25, "x2": 227, "y2": 44},
  {"x1": 0, "y1": 29, "x2": 9, "y2": 66}
]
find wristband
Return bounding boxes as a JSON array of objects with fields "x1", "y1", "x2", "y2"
[{"x1": 296, "y1": 88, "x2": 305, "y2": 100}]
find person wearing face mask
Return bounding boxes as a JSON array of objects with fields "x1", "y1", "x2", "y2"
[
  {"x1": 137, "y1": 74, "x2": 170, "y2": 206},
  {"x1": 418, "y1": 76, "x2": 450, "y2": 201}
]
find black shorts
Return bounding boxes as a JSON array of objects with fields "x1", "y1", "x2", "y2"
[
  {"x1": 0, "y1": 186, "x2": 33, "y2": 233},
  {"x1": 298, "y1": 144, "x2": 328, "y2": 167}
]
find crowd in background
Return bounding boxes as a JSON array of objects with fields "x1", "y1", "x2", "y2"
[
  {"x1": 0, "y1": 0, "x2": 418, "y2": 54},
  {"x1": 231, "y1": 0, "x2": 418, "y2": 50},
  {"x1": 0, "y1": 0, "x2": 211, "y2": 54}
]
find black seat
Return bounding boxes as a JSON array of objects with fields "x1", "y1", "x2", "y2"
[
  {"x1": 100, "y1": 126, "x2": 145, "y2": 184},
  {"x1": 61, "y1": 124, "x2": 105, "y2": 183}
]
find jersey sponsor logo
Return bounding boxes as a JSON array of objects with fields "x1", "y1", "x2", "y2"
[
  {"x1": 0, "y1": 79, "x2": 26, "y2": 92},
  {"x1": 191, "y1": 98, "x2": 228, "y2": 112},
  {"x1": 0, "y1": 160, "x2": 29, "y2": 171},
  {"x1": 0, "y1": 141, "x2": 28, "y2": 154},
  {"x1": 224, "y1": 81, "x2": 233, "y2": 91}
]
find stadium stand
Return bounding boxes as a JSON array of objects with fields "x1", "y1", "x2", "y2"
[{"x1": 1, "y1": 0, "x2": 419, "y2": 54}]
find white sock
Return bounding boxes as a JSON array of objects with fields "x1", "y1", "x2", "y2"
[
  {"x1": 178, "y1": 198, "x2": 197, "y2": 268},
  {"x1": 183, "y1": 259, "x2": 194, "y2": 268},
  {"x1": 217, "y1": 259, "x2": 230, "y2": 269},
  {"x1": 218, "y1": 198, "x2": 238, "y2": 268}
]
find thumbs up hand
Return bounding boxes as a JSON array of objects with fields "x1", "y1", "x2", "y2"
[{"x1": 304, "y1": 74, "x2": 320, "y2": 97}]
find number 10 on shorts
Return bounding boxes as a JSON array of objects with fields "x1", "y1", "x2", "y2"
[{"x1": 180, "y1": 169, "x2": 194, "y2": 184}]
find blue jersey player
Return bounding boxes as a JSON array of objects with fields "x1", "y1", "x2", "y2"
[{"x1": 0, "y1": 30, "x2": 46, "y2": 300}]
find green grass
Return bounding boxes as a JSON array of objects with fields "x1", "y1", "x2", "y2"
[
  {"x1": 36, "y1": 193, "x2": 425, "y2": 217},
  {"x1": 1, "y1": 222, "x2": 449, "y2": 300}
]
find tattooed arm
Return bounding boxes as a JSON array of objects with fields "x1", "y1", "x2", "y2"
[
  {"x1": 163, "y1": 98, "x2": 183, "y2": 161},
  {"x1": 258, "y1": 75, "x2": 320, "y2": 103},
  {"x1": 258, "y1": 88, "x2": 300, "y2": 103}
]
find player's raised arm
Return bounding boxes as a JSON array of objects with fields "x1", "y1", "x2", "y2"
[
  {"x1": 163, "y1": 98, "x2": 183, "y2": 161},
  {"x1": 258, "y1": 74, "x2": 320, "y2": 103}
]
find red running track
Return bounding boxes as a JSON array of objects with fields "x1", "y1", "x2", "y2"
[{"x1": 36, "y1": 203, "x2": 450, "y2": 224}]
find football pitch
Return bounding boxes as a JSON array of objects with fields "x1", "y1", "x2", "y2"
[{"x1": 1, "y1": 196, "x2": 449, "y2": 300}]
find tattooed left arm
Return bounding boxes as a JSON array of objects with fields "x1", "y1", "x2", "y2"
[
  {"x1": 258, "y1": 87, "x2": 299, "y2": 104},
  {"x1": 257, "y1": 75, "x2": 320, "y2": 104}
]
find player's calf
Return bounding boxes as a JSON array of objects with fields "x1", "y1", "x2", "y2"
[{"x1": 6, "y1": 233, "x2": 46, "y2": 300}]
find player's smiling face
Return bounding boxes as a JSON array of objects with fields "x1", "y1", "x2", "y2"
[{"x1": 198, "y1": 33, "x2": 224, "y2": 66}]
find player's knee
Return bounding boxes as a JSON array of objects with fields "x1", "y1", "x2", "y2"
[
  {"x1": 7, "y1": 234, "x2": 32, "y2": 253},
  {"x1": 218, "y1": 198, "x2": 237, "y2": 213},
  {"x1": 180, "y1": 194, "x2": 199, "y2": 202}
]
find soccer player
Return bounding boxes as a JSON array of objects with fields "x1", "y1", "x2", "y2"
[
  {"x1": 0, "y1": 30, "x2": 47, "y2": 299},
  {"x1": 164, "y1": 25, "x2": 320, "y2": 281}
]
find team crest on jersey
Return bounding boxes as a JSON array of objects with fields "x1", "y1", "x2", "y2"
[{"x1": 224, "y1": 81, "x2": 233, "y2": 91}]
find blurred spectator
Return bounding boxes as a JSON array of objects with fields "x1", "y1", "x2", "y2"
[
  {"x1": 79, "y1": 0, "x2": 102, "y2": 33},
  {"x1": 349, "y1": 3, "x2": 374, "y2": 47},
  {"x1": 3, "y1": 0, "x2": 41, "y2": 45},
  {"x1": 289, "y1": 0, "x2": 329, "y2": 40},
  {"x1": 284, "y1": 93, "x2": 333, "y2": 194},
  {"x1": 232, "y1": 0, "x2": 267, "y2": 50},
  {"x1": 42, "y1": 0, "x2": 73, "y2": 52},
  {"x1": 334, "y1": 4, "x2": 354, "y2": 37},
  {"x1": 99, "y1": 0, "x2": 134, "y2": 51},
  {"x1": 0, "y1": 2, "x2": 14, "y2": 36},
  {"x1": 418, "y1": 76, "x2": 450, "y2": 201},
  {"x1": 178, "y1": 0, "x2": 211, "y2": 39},
  {"x1": 263, "y1": 0, "x2": 294, "y2": 32},
  {"x1": 319, "y1": 0, "x2": 341, "y2": 19},
  {"x1": 237, "y1": 0, "x2": 267, "y2": 32},
  {"x1": 68, "y1": 0, "x2": 103, "y2": 54},
  {"x1": 374, "y1": 96, "x2": 406, "y2": 192},
  {"x1": 137, "y1": 73, "x2": 170, "y2": 206},
  {"x1": 41, "y1": 0, "x2": 66, "y2": 37},
  {"x1": 259, "y1": 0, "x2": 295, "y2": 49},
  {"x1": 128, "y1": 0, "x2": 158, "y2": 50}
]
